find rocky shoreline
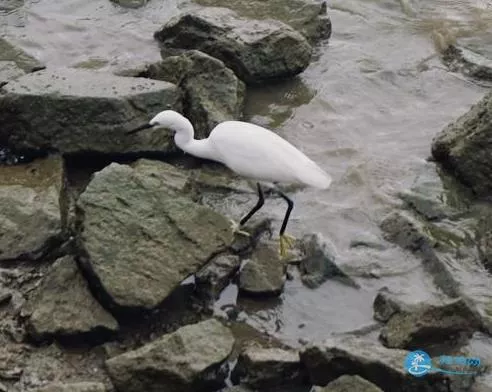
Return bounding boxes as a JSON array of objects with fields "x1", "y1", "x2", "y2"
[{"x1": 1, "y1": 1, "x2": 492, "y2": 392}]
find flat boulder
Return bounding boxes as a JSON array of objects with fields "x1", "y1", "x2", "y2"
[
  {"x1": 106, "y1": 318, "x2": 235, "y2": 392},
  {"x1": 154, "y1": 8, "x2": 312, "y2": 85},
  {"x1": 0, "y1": 68, "x2": 182, "y2": 155},
  {"x1": 231, "y1": 346, "x2": 305, "y2": 389},
  {"x1": 23, "y1": 256, "x2": 119, "y2": 341},
  {"x1": 0, "y1": 155, "x2": 63, "y2": 262},
  {"x1": 146, "y1": 50, "x2": 245, "y2": 138},
  {"x1": 379, "y1": 297, "x2": 482, "y2": 350},
  {"x1": 431, "y1": 90, "x2": 492, "y2": 196},
  {"x1": 76, "y1": 160, "x2": 233, "y2": 311},
  {"x1": 300, "y1": 336, "x2": 454, "y2": 391}
]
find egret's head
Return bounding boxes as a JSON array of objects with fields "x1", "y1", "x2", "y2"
[{"x1": 126, "y1": 110, "x2": 187, "y2": 135}]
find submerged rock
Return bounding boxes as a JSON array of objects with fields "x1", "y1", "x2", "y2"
[
  {"x1": 372, "y1": 288, "x2": 407, "y2": 323},
  {"x1": 106, "y1": 318, "x2": 234, "y2": 392},
  {"x1": 35, "y1": 382, "x2": 107, "y2": 392},
  {"x1": 195, "y1": 254, "x2": 241, "y2": 300},
  {"x1": 193, "y1": 0, "x2": 331, "y2": 43},
  {"x1": 431, "y1": 90, "x2": 492, "y2": 196},
  {"x1": 110, "y1": 0, "x2": 149, "y2": 8},
  {"x1": 442, "y1": 44, "x2": 492, "y2": 82},
  {"x1": 238, "y1": 243, "x2": 286, "y2": 297},
  {"x1": 300, "y1": 336, "x2": 457, "y2": 391},
  {"x1": 147, "y1": 50, "x2": 245, "y2": 138},
  {"x1": 313, "y1": 375, "x2": 383, "y2": 392},
  {"x1": 154, "y1": 8, "x2": 312, "y2": 85},
  {"x1": 231, "y1": 346, "x2": 306, "y2": 389},
  {"x1": 379, "y1": 297, "x2": 482, "y2": 350},
  {"x1": 0, "y1": 37, "x2": 45, "y2": 73},
  {"x1": 0, "y1": 156, "x2": 64, "y2": 262},
  {"x1": 76, "y1": 160, "x2": 233, "y2": 311},
  {"x1": 23, "y1": 256, "x2": 118, "y2": 342},
  {"x1": 298, "y1": 233, "x2": 359, "y2": 289},
  {"x1": 0, "y1": 68, "x2": 181, "y2": 155}
]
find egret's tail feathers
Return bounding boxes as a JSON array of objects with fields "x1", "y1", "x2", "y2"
[{"x1": 302, "y1": 164, "x2": 332, "y2": 189}]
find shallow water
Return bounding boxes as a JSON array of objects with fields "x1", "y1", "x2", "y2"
[{"x1": 1, "y1": 0, "x2": 492, "y2": 348}]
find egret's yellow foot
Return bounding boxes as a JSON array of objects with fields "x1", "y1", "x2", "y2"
[
  {"x1": 279, "y1": 233, "x2": 296, "y2": 259},
  {"x1": 229, "y1": 219, "x2": 250, "y2": 237}
]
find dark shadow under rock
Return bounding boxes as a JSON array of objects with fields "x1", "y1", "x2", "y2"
[{"x1": 196, "y1": 254, "x2": 241, "y2": 300}]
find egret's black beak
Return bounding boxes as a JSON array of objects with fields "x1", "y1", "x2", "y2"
[{"x1": 126, "y1": 123, "x2": 153, "y2": 135}]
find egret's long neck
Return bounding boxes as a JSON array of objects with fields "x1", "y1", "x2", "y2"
[{"x1": 172, "y1": 118, "x2": 214, "y2": 161}]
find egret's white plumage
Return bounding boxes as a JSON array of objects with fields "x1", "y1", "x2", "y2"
[
  {"x1": 127, "y1": 110, "x2": 332, "y2": 258},
  {"x1": 144, "y1": 110, "x2": 332, "y2": 189}
]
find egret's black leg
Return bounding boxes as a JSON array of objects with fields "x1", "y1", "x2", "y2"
[
  {"x1": 239, "y1": 182, "x2": 265, "y2": 226},
  {"x1": 276, "y1": 190, "x2": 294, "y2": 236}
]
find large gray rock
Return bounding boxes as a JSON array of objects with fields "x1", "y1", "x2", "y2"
[
  {"x1": 35, "y1": 382, "x2": 107, "y2": 392},
  {"x1": 431, "y1": 90, "x2": 492, "y2": 196},
  {"x1": 0, "y1": 68, "x2": 182, "y2": 155},
  {"x1": 147, "y1": 50, "x2": 245, "y2": 138},
  {"x1": 379, "y1": 298, "x2": 482, "y2": 350},
  {"x1": 0, "y1": 61, "x2": 25, "y2": 86},
  {"x1": 300, "y1": 336, "x2": 464, "y2": 391},
  {"x1": 238, "y1": 243, "x2": 286, "y2": 297},
  {"x1": 76, "y1": 160, "x2": 233, "y2": 310},
  {"x1": 0, "y1": 156, "x2": 63, "y2": 262},
  {"x1": 0, "y1": 37, "x2": 45, "y2": 73},
  {"x1": 193, "y1": 0, "x2": 331, "y2": 43},
  {"x1": 313, "y1": 375, "x2": 382, "y2": 392},
  {"x1": 477, "y1": 210, "x2": 492, "y2": 273},
  {"x1": 154, "y1": 8, "x2": 313, "y2": 85},
  {"x1": 106, "y1": 318, "x2": 235, "y2": 392},
  {"x1": 23, "y1": 256, "x2": 118, "y2": 341},
  {"x1": 231, "y1": 346, "x2": 305, "y2": 389}
]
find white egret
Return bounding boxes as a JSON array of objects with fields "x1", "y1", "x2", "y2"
[{"x1": 127, "y1": 110, "x2": 332, "y2": 258}]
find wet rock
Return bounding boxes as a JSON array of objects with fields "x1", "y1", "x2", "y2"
[
  {"x1": 372, "y1": 287, "x2": 406, "y2": 322},
  {"x1": 380, "y1": 209, "x2": 492, "y2": 335},
  {"x1": 477, "y1": 212, "x2": 492, "y2": 273},
  {"x1": 431, "y1": 90, "x2": 492, "y2": 196},
  {"x1": 380, "y1": 297, "x2": 482, "y2": 350},
  {"x1": 231, "y1": 346, "x2": 305, "y2": 389},
  {"x1": 106, "y1": 318, "x2": 234, "y2": 392},
  {"x1": 154, "y1": 8, "x2": 313, "y2": 85},
  {"x1": 76, "y1": 161, "x2": 233, "y2": 311},
  {"x1": 196, "y1": 254, "x2": 241, "y2": 299},
  {"x1": 0, "y1": 37, "x2": 45, "y2": 73},
  {"x1": 0, "y1": 68, "x2": 181, "y2": 155},
  {"x1": 313, "y1": 375, "x2": 383, "y2": 392},
  {"x1": 442, "y1": 44, "x2": 492, "y2": 82},
  {"x1": 0, "y1": 156, "x2": 64, "y2": 262},
  {"x1": 300, "y1": 335, "x2": 453, "y2": 391},
  {"x1": 23, "y1": 256, "x2": 118, "y2": 342},
  {"x1": 194, "y1": 0, "x2": 331, "y2": 43},
  {"x1": 110, "y1": 0, "x2": 149, "y2": 8},
  {"x1": 35, "y1": 382, "x2": 107, "y2": 392},
  {"x1": 298, "y1": 233, "x2": 359, "y2": 289},
  {"x1": 147, "y1": 50, "x2": 245, "y2": 138},
  {"x1": 238, "y1": 243, "x2": 286, "y2": 297},
  {"x1": 0, "y1": 61, "x2": 25, "y2": 86}
]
